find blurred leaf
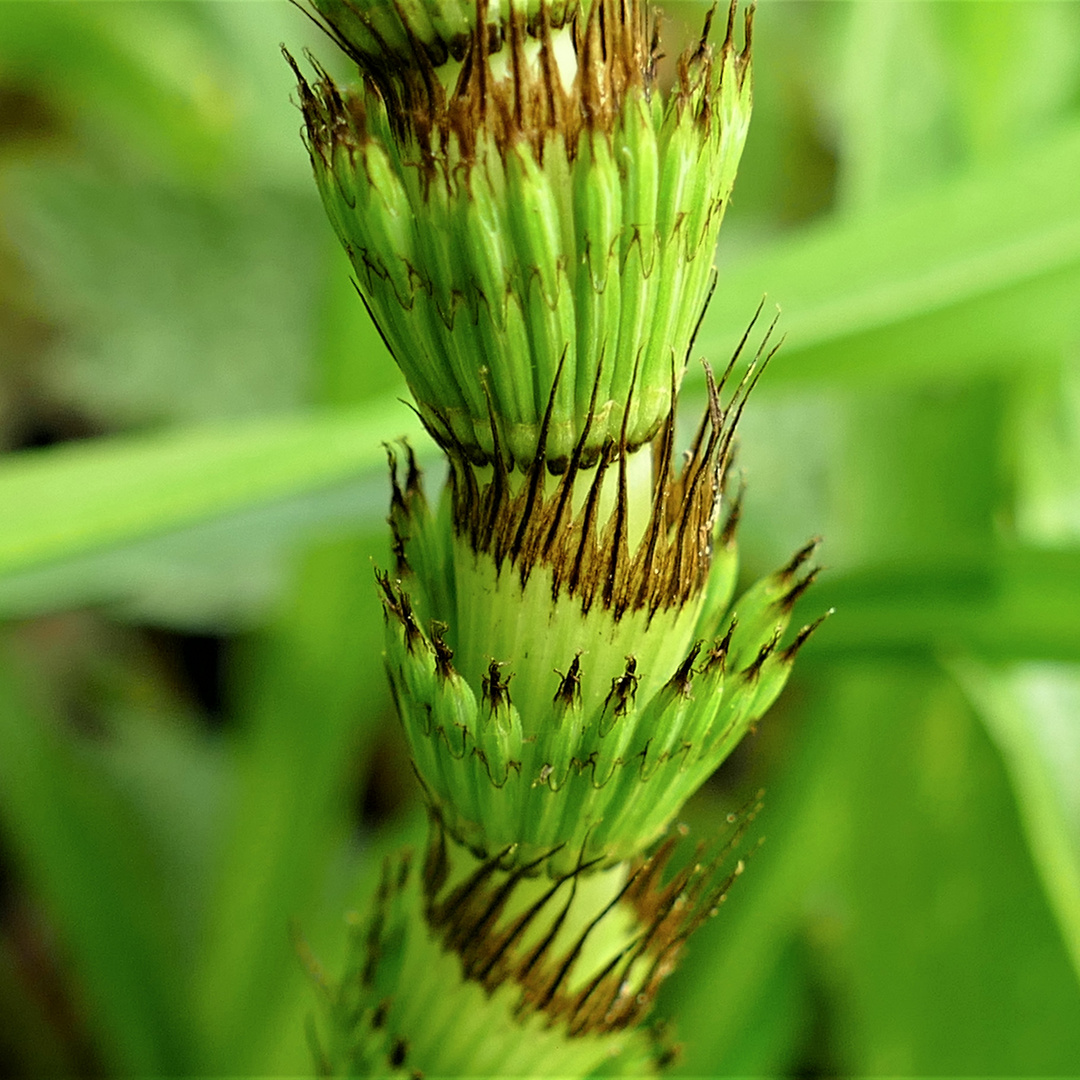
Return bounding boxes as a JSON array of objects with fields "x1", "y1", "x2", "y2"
[
  {"x1": 828, "y1": 378, "x2": 1003, "y2": 569},
  {"x1": 1011, "y1": 351, "x2": 1080, "y2": 545},
  {"x1": 0, "y1": 1, "x2": 328, "y2": 184},
  {"x1": 665, "y1": 657, "x2": 1080, "y2": 1075},
  {"x1": 712, "y1": 384, "x2": 840, "y2": 576},
  {"x1": 817, "y1": 545, "x2": 1080, "y2": 662},
  {"x1": 661, "y1": 675, "x2": 852, "y2": 1074},
  {"x1": 697, "y1": 124, "x2": 1080, "y2": 388},
  {"x1": 199, "y1": 0, "x2": 352, "y2": 191},
  {"x1": 8, "y1": 170, "x2": 323, "y2": 425},
  {"x1": 751, "y1": 372, "x2": 1080, "y2": 661},
  {"x1": 0, "y1": 3, "x2": 234, "y2": 180},
  {"x1": 0, "y1": 938, "x2": 77, "y2": 1077},
  {"x1": 315, "y1": 239, "x2": 406, "y2": 408},
  {"x1": 87, "y1": 702, "x2": 227, "y2": 956},
  {"x1": 0, "y1": 399, "x2": 424, "y2": 580},
  {"x1": 709, "y1": 941, "x2": 813, "y2": 1077},
  {"x1": 0, "y1": 649, "x2": 197, "y2": 1075},
  {"x1": 0, "y1": 474, "x2": 387, "y2": 629},
  {"x1": 954, "y1": 659, "x2": 1080, "y2": 982},
  {"x1": 832, "y1": 1, "x2": 958, "y2": 210},
  {"x1": 823, "y1": 664, "x2": 1080, "y2": 1074},
  {"x1": 932, "y1": 1, "x2": 1080, "y2": 164},
  {"x1": 192, "y1": 533, "x2": 392, "y2": 1073}
]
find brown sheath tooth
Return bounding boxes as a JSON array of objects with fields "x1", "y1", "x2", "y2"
[
  {"x1": 296, "y1": 0, "x2": 744, "y2": 187},
  {"x1": 414, "y1": 307, "x2": 771, "y2": 618},
  {"x1": 667, "y1": 642, "x2": 703, "y2": 698},
  {"x1": 410, "y1": 801, "x2": 759, "y2": 1034},
  {"x1": 481, "y1": 659, "x2": 513, "y2": 714},
  {"x1": 781, "y1": 609, "x2": 833, "y2": 663},
  {"x1": 553, "y1": 654, "x2": 583, "y2": 709}
]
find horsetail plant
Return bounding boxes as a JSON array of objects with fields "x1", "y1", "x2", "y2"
[{"x1": 288, "y1": 0, "x2": 824, "y2": 1073}]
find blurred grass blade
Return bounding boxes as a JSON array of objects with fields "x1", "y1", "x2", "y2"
[
  {"x1": 954, "y1": 659, "x2": 1080, "y2": 981},
  {"x1": 818, "y1": 546, "x2": 1080, "y2": 662},
  {"x1": 0, "y1": 651, "x2": 194, "y2": 1074},
  {"x1": 192, "y1": 535, "x2": 391, "y2": 1073},
  {"x1": 0, "y1": 399, "x2": 422, "y2": 581},
  {"x1": 698, "y1": 124, "x2": 1080, "y2": 386},
  {"x1": 660, "y1": 670, "x2": 852, "y2": 1073},
  {"x1": 0, "y1": 475, "x2": 387, "y2": 627}
]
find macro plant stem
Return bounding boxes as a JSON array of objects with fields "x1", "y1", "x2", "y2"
[{"x1": 287, "y1": 0, "x2": 824, "y2": 1073}]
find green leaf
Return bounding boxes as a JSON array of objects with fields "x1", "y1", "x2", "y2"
[
  {"x1": 0, "y1": 927, "x2": 79, "y2": 1077},
  {"x1": 665, "y1": 659, "x2": 1080, "y2": 1075},
  {"x1": 953, "y1": 659, "x2": 1080, "y2": 982},
  {"x1": 8, "y1": 170, "x2": 325, "y2": 425},
  {"x1": 0, "y1": 475, "x2": 386, "y2": 628},
  {"x1": 191, "y1": 534, "x2": 395, "y2": 1073},
  {"x1": 0, "y1": 400, "x2": 423, "y2": 581},
  {"x1": 824, "y1": 665, "x2": 1080, "y2": 1074},
  {"x1": 697, "y1": 124, "x2": 1080, "y2": 387},
  {"x1": 932, "y1": 1, "x2": 1080, "y2": 165},
  {"x1": 832, "y1": 1, "x2": 957, "y2": 211},
  {"x1": 816, "y1": 546, "x2": 1080, "y2": 662},
  {"x1": 1011, "y1": 353, "x2": 1080, "y2": 545},
  {"x1": 0, "y1": 652, "x2": 198, "y2": 1075},
  {"x1": 0, "y1": 1, "x2": 330, "y2": 184},
  {"x1": 660, "y1": 673, "x2": 851, "y2": 1074}
]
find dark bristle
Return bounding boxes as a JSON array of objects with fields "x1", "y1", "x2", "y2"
[
  {"x1": 668, "y1": 642, "x2": 703, "y2": 698},
  {"x1": 410, "y1": 800, "x2": 761, "y2": 1038},
  {"x1": 781, "y1": 537, "x2": 821, "y2": 580},
  {"x1": 603, "y1": 656, "x2": 639, "y2": 720},
  {"x1": 703, "y1": 617, "x2": 736, "y2": 676},
  {"x1": 481, "y1": 659, "x2": 513, "y2": 713},
  {"x1": 742, "y1": 630, "x2": 780, "y2": 682},
  {"x1": 553, "y1": 654, "x2": 583, "y2": 709},
  {"x1": 430, "y1": 622, "x2": 455, "y2": 680},
  {"x1": 782, "y1": 609, "x2": 833, "y2": 663},
  {"x1": 779, "y1": 566, "x2": 821, "y2": 613},
  {"x1": 294, "y1": 0, "x2": 676, "y2": 184}
]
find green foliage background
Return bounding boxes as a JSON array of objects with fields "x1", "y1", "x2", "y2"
[{"x1": 1, "y1": 1, "x2": 1079, "y2": 1075}]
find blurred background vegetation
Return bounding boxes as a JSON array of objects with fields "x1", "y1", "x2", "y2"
[{"x1": 1, "y1": 1, "x2": 1079, "y2": 1075}]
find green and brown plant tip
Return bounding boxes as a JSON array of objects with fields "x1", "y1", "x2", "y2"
[{"x1": 290, "y1": 0, "x2": 753, "y2": 469}]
